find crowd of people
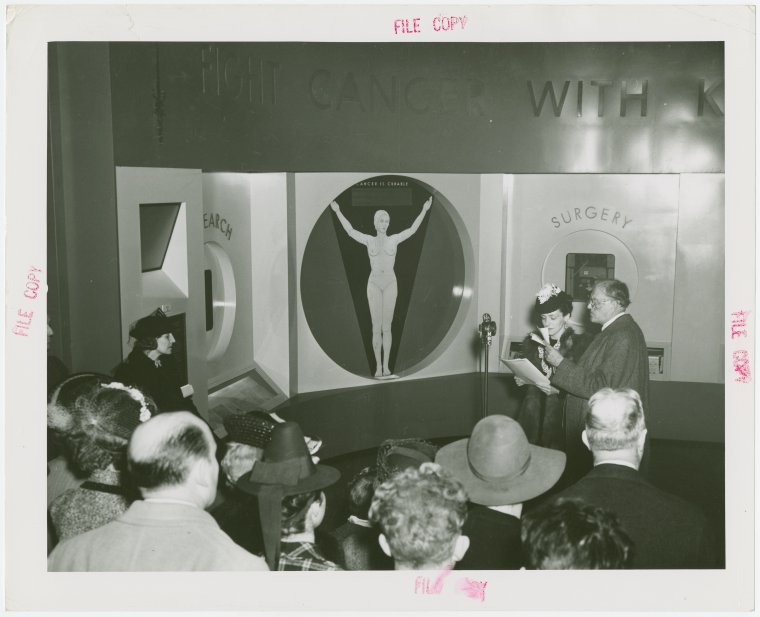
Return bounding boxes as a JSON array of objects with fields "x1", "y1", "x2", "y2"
[{"x1": 46, "y1": 279, "x2": 717, "y2": 571}]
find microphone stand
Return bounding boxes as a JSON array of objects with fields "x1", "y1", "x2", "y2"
[{"x1": 478, "y1": 314, "x2": 497, "y2": 419}]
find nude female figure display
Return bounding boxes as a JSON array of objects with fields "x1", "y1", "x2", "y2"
[{"x1": 331, "y1": 196, "x2": 433, "y2": 378}]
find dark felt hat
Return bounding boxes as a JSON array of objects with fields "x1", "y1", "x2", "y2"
[
  {"x1": 535, "y1": 283, "x2": 573, "y2": 315},
  {"x1": 236, "y1": 421, "x2": 340, "y2": 569},
  {"x1": 223, "y1": 410, "x2": 278, "y2": 449},
  {"x1": 130, "y1": 314, "x2": 173, "y2": 340},
  {"x1": 436, "y1": 415, "x2": 565, "y2": 506},
  {"x1": 375, "y1": 437, "x2": 438, "y2": 484}
]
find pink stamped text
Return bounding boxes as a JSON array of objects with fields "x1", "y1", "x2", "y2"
[
  {"x1": 432, "y1": 15, "x2": 468, "y2": 32},
  {"x1": 12, "y1": 266, "x2": 42, "y2": 337},
  {"x1": 732, "y1": 349, "x2": 751, "y2": 383},
  {"x1": 414, "y1": 568, "x2": 487, "y2": 602},
  {"x1": 393, "y1": 18, "x2": 421, "y2": 35},
  {"x1": 729, "y1": 310, "x2": 751, "y2": 382}
]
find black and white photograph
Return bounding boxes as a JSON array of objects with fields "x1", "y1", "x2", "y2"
[{"x1": 4, "y1": 3, "x2": 755, "y2": 613}]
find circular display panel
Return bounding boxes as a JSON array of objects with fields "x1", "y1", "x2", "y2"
[
  {"x1": 301, "y1": 176, "x2": 468, "y2": 379},
  {"x1": 204, "y1": 241, "x2": 237, "y2": 362}
]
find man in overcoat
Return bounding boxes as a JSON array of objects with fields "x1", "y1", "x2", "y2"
[{"x1": 544, "y1": 279, "x2": 649, "y2": 481}]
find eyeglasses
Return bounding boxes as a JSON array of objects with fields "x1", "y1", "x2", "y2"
[{"x1": 588, "y1": 298, "x2": 612, "y2": 310}]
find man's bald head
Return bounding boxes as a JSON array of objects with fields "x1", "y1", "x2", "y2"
[
  {"x1": 128, "y1": 412, "x2": 215, "y2": 490},
  {"x1": 584, "y1": 388, "x2": 645, "y2": 452}
]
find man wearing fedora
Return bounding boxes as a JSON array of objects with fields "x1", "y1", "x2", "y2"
[
  {"x1": 550, "y1": 387, "x2": 716, "y2": 569},
  {"x1": 236, "y1": 421, "x2": 342, "y2": 570},
  {"x1": 48, "y1": 412, "x2": 268, "y2": 571},
  {"x1": 436, "y1": 415, "x2": 566, "y2": 570}
]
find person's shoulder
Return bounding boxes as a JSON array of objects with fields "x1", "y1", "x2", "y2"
[
  {"x1": 49, "y1": 515, "x2": 117, "y2": 562},
  {"x1": 634, "y1": 478, "x2": 708, "y2": 523},
  {"x1": 608, "y1": 313, "x2": 640, "y2": 331},
  {"x1": 203, "y1": 525, "x2": 270, "y2": 570}
]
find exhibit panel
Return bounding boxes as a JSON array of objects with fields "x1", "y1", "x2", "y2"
[
  {"x1": 502, "y1": 174, "x2": 682, "y2": 382},
  {"x1": 200, "y1": 173, "x2": 289, "y2": 427},
  {"x1": 670, "y1": 173, "x2": 725, "y2": 384},
  {"x1": 201, "y1": 172, "x2": 290, "y2": 395},
  {"x1": 293, "y1": 173, "x2": 482, "y2": 394},
  {"x1": 115, "y1": 166, "x2": 207, "y2": 414}
]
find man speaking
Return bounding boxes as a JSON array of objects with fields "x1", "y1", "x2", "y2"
[{"x1": 544, "y1": 279, "x2": 649, "y2": 481}]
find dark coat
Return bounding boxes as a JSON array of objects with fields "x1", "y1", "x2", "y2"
[
  {"x1": 518, "y1": 328, "x2": 593, "y2": 449},
  {"x1": 550, "y1": 463, "x2": 717, "y2": 569},
  {"x1": 455, "y1": 505, "x2": 523, "y2": 570},
  {"x1": 210, "y1": 492, "x2": 265, "y2": 557},
  {"x1": 550, "y1": 314, "x2": 649, "y2": 480},
  {"x1": 328, "y1": 521, "x2": 393, "y2": 571},
  {"x1": 114, "y1": 351, "x2": 196, "y2": 414}
]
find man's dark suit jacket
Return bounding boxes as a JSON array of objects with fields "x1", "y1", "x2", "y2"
[
  {"x1": 552, "y1": 463, "x2": 717, "y2": 569},
  {"x1": 455, "y1": 505, "x2": 523, "y2": 570},
  {"x1": 550, "y1": 313, "x2": 650, "y2": 480}
]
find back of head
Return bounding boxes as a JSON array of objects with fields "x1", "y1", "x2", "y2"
[
  {"x1": 585, "y1": 388, "x2": 645, "y2": 452},
  {"x1": 594, "y1": 279, "x2": 630, "y2": 309},
  {"x1": 369, "y1": 462, "x2": 468, "y2": 569},
  {"x1": 280, "y1": 490, "x2": 321, "y2": 535},
  {"x1": 521, "y1": 498, "x2": 633, "y2": 569},
  {"x1": 49, "y1": 375, "x2": 157, "y2": 475},
  {"x1": 127, "y1": 411, "x2": 214, "y2": 492},
  {"x1": 220, "y1": 441, "x2": 264, "y2": 486},
  {"x1": 348, "y1": 466, "x2": 377, "y2": 519},
  {"x1": 48, "y1": 373, "x2": 111, "y2": 433}
]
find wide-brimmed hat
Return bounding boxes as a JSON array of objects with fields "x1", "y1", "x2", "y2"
[
  {"x1": 436, "y1": 415, "x2": 565, "y2": 506},
  {"x1": 375, "y1": 437, "x2": 438, "y2": 485},
  {"x1": 535, "y1": 283, "x2": 573, "y2": 315},
  {"x1": 236, "y1": 421, "x2": 340, "y2": 569},
  {"x1": 130, "y1": 312, "x2": 173, "y2": 340}
]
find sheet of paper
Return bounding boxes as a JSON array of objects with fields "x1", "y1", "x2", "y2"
[{"x1": 501, "y1": 357, "x2": 551, "y2": 387}]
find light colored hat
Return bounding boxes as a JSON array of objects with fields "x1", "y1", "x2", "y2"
[
  {"x1": 435, "y1": 415, "x2": 566, "y2": 506},
  {"x1": 535, "y1": 283, "x2": 573, "y2": 314}
]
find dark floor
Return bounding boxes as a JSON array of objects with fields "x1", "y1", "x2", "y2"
[{"x1": 318, "y1": 437, "x2": 725, "y2": 568}]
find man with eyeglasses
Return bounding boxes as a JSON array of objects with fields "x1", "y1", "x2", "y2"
[{"x1": 543, "y1": 279, "x2": 649, "y2": 483}]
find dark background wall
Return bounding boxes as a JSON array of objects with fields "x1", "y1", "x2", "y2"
[
  {"x1": 48, "y1": 44, "x2": 122, "y2": 373},
  {"x1": 107, "y1": 42, "x2": 724, "y2": 173},
  {"x1": 278, "y1": 375, "x2": 725, "y2": 459}
]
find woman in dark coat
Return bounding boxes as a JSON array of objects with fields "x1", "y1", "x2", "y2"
[
  {"x1": 114, "y1": 312, "x2": 197, "y2": 414},
  {"x1": 515, "y1": 283, "x2": 593, "y2": 451},
  {"x1": 48, "y1": 375, "x2": 156, "y2": 545}
]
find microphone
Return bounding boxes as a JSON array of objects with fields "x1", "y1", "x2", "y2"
[{"x1": 478, "y1": 313, "x2": 497, "y2": 346}]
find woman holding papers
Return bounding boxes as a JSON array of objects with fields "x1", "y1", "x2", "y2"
[{"x1": 514, "y1": 283, "x2": 593, "y2": 450}]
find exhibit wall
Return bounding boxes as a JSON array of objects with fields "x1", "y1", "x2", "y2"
[
  {"x1": 292, "y1": 172, "x2": 487, "y2": 393},
  {"x1": 46, "y1": 41, "x2": 725, "y2": 443}
]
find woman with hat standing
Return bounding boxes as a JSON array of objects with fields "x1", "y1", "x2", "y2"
[
  {"x1": 515, "y1": 283, "x2": 593, "y2": 450},
  {"x1": 115, "y1": 311, "x2": 197, "y2": 414},
  {"x1": 236, "y1": 421, "x2": 342, "y2": 571}
]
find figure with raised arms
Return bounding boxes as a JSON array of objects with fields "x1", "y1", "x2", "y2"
[{"x1": 331, "y1": 196, "x2": 432, "y2": 378}]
